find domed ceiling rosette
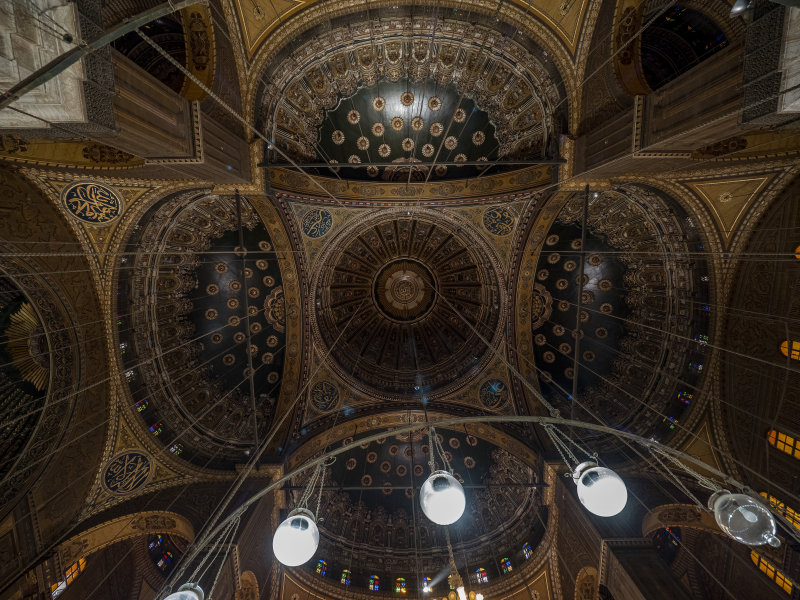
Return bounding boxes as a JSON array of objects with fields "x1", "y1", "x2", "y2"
[
  {"x1": 519, "y1": 186, "x2": 710, "y2": 445},
  {"x1": 310, "y1": 208, "x2": 506, "y2": 399},
  {"x1": 118, "y1": 193, "x2": 290, "y2": 470},
  {"x1": 256, "y1": 15, "x2": 564, "y2": 181}
]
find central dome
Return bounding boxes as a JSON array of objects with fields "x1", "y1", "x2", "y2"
[{"x1": 311, "y1": 209, "x2": 504, "y2": 397}]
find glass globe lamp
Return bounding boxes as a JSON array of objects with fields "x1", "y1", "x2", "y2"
[
  {"x1": 164, "y1": 583, "x2": 204, "y2": 600},
  {"x1": 272, "y1": 508, "x2": 320, "y2": 566},
  {"x1": 709, "y1": 491, "x2": 781, "y2": 547},
  {"x1": 420, "y1": 470, "x2": 466, "y2": 525},
  {"x1": 572, "y1": 461, "x2": 627, "y2": 517}
]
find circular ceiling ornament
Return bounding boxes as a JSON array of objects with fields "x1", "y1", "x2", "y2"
[
  {"x1": 301, "y1": 208, "x2": 333, "y2": 238},
  {"x1": 61, "y1": 181, "x2": 124, "y2": 225},
  {"x1": 444, "y1": 136, "x2": 457, "y2": 150},
  {"x1": 348, "y1": 155, "x2": 361, "y2": 164},
  {"x1": 357, "y1": 136, "x2": 370, "y2": 150},
  {"x1": 428, "y1": 96, "x2": 442, "y2": 111},
  {"x1": 479, "y1": 379, "x2": 509, "y2": 410},
  {"x1": 311, "y1": 381, "x2": 340, "y2": 411},
  {"x1": 371, "y1": 122, "x2": 385, "y2": 136},
  {"x1": 429, "y1": 122, "x2": 443, "y2": 136},
  {"x1": 411, "y1": 116, "x2": 424, "y2": 131},
  {"x1": 421, "y1": 143, "x2": 434, "y2": 157},
  {"x1": 454, "y1": 108, "x2": 466, "y2": 122},
  {"x1": 401, "y1": 91, "x2": 414, "y2": 106},
  {"x1": 477, "y1": 156, "x2": 489, "y2": 169},
  {"x1": 102, "y1": 451, "x2": 152, "y2": 495},
  {"x1": 331, "y1": 130, "x2": 345, "y2": 145},
  {"x1": 378, "y1": 143, "x2": 391, "y2": 158},
  {"x1": 472, "y1": 131, "x2": 485, "y2": 145},
  {"x1": 328, "y1": 159, "x2": 340, "y2": 173},
  {"x1": 347, "y1": 109, "x2": 361, "y2": 124},
  {"x1": 373, "y1": 97, "x2": 386, "y2": 111},
  {"x1": 454, "y1": 153, "x2": 466, "y2": 163},
  {"x1": 401, "y1": 137, "x2": 415, "y2": 151},
  {"x1": 374, "y1": 260, "x2": 436, "y2": 322},
  {"x1": 310, "y1": 209, "x2": 505, "y2": 397},
  {"x1": 391, "y1": 116, "x2": 404, "y2": 131},
  {"x1": 367, "y1": 165, "x2": 379, "y2": 177},
  {"x1": 435, "y1": 165, "x2": 447, "y2": 176}
]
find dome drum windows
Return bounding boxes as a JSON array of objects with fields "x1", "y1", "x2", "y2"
[
  {"x1": 751, "y1": 551, "x2": 793, "y2": 594},
  {"x1": 768, "y1": 429, "x2": 800, "y2": 460}
]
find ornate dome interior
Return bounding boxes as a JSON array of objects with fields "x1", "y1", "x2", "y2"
[{"x1": 1, "y1": 0, "x2": 799, "y2": 599}]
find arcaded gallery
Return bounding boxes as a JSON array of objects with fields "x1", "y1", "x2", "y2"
[{"x1": 0, "y1": 0, "x2": 799, "y2": 598}]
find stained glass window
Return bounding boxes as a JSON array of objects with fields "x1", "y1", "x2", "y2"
[
  {"x1": 522, "y1": 542, "x2": 532, "y2": 559},
  {"x1": 148, "y1": 534, "x2": 163, "y2": 549},
  {"x1": 341, "y1": 570, "x2": 351, "y2": 585},
  {"x1": 135, "y1": 399, "x2": 148, "y2": 412},
  {"x1": 316, "y1": 560, "x2": 327, "y2": 576},
  {"x1": 395, "y1": 578, "x2": 407, "y2": 593},
  {"x1": 157, "y1": 551, "x2": 174, "y2": 570},
  {"x1": 50, "y1": 558, "x2": 86, "y2": 598},
  {"x1": 768, "y1": 430, "x2": 800, "y2": 459},
  {"x1": 500, "y1": 558, "x2": 512, "y2": 574},
  {"x1": 751, "y1": 551, "x2": 793, "y2": 594},
  {"x1": 475, "y1": 568, "x2": 488, "y2": 584},
  {"x1": 370, "y1": 575, "x2": 380, "y2": 591},
  {"x1": 422, "y1": 577, "x2": 433, "y2": 592},
  {"x1": 781, "y1": 340, "x2": 800, "y2": 361},
  {"x1": 150, "y1": 422, "x2": 163, "y2": 436},
  {"x1": 760, "y1": 493, "x2": 800, "y2": 531}
]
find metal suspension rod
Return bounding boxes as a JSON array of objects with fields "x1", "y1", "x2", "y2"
[
  {"x1": 258, "y1": 158, "x2": 566, "y2": 169},
  {"x1": 0, "y1": 0, "x2": 204, "y2": 111}
]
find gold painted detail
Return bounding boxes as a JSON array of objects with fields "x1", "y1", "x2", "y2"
[
  {"x1": 60, "y1": 181, "x2": 124, "y2": 224},
  {"x1": 179, "y1": 4, "x2": 216, "y2": 100},
  {"x1": 5, "y1": 302, "x2": 49, "y2": 391},
  {"x1": 0, "y1": 136, "x2": 143, "y2": 170}
]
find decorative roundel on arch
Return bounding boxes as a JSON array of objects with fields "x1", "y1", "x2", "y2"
[
  {"x1": 102, "y1": 451, "x2": 152, "y2": 495},
  {"x1": 483, "y1": 206, "x2": 515, "y2": 236},
  {"x1": 301, "y1": 208, "x2": 333, "y2": 238},
  {"x1": 60, "y1": 181, "x2": 124, "y2": 224},
  {"x1": 479, "y1": 379, "x2": 509, "y2": 410},
  {"x1": 311, "y1": 380, "x2": 340, "y2": 411}
]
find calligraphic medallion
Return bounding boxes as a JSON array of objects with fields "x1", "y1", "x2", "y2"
[
  {"x1": 479, "y1": 379, "x2": 509, "y2": 410},
  {"x1": 301, "y1": 208, "x2": 333, "y2": 238},
  {"x1": 310, "y1": 381, "x2": 339, "y2": 412},
  {"x1": 482, "y1": 206, "x2": 515, "y2": 236},
  {"x1": 60, "y1": 181, "x2": 124, "y2": 224},
  {"x1": 102, "y1": 451, "x2": 152, "y2": 495}
]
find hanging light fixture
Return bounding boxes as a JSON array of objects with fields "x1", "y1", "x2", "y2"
[
  {"x1": 709, "y1": 491, "x2": 781, "y2": 547},
  {"x1": 163, "y1": 583, "x2": 204, "y2": 600},
  {"x1": 543, "y1": 424, "x2": 627, "y2": 518},
  {"x1": 273, "y1": 508, "x2": 321, "y2": 566},
  {"x1": 420, "y1": 427, "x2": 466, "y2": 525},
  {"x1": 272, "y1": 459, "x2": 332, "y2": 566},
  {"x1": 572, "y1": 460, "x2": 628, "y2": 517},
  {"x1": 438, "y1": 529, "x2": 483, "y2": 600}
]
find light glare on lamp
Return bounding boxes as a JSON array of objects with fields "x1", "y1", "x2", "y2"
[
  {"x1": 164, "y1": 584, "x2": 204, "y2": 600},
  {"x1": 272, "y1": 508, "x2": 320, "y2": 566},
  {"x1": 573, "y1": 461, "x2": 627, "y2": 517},
  {"x1": 709, "y1": 491, "x2": 781, "y2": 547},
  {"x1": 419, "y1": 470, "x2": 466, "y2": 525}
]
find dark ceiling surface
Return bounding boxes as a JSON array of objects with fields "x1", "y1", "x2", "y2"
[
  {"x1": 120, "y1": 195, "x2": 287, "y2": 470},
  {"x1": 316, "y1": 80, "x2": 499, "y2": 181}
]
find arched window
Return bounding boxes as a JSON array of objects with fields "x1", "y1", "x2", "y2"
[
  {"x1": 395, "y1": 578, "x2": 407, "y2": 593},
  {"x1": 422, "y1": 577, "x2": 433, "y2": 592},
  {"x1": 50, "y1": 558, "x2": 86, "y2": 598},
  {"x1": 475, "y1": 568, "x2": 488, "y2": 584},
  {"x1": 157, "y1": 551, "x2": 174, "y2": 571},
  {"x1": 781, "y1": 340, "x2": 800, "y2": 361},
  {"x1": 768, "y1": 429, "x2": 800, "y2": 459},
  {"x1": 370, "y1": 575, "x2": 380, "y2": 591},
  {"x1": 500, "y1": 558, "x2": 512, "y2": 574},
  {"x1": 751, "y1": 551, "x2": 793, "y2": 594},
  {"x1": 150, "y1": 422, "x2": 163, "y2": 436},
  {"x1": 341, "y1": 570, "x2": 351, "y2": 585},
  {"x1": 135, "y1": 399, "x2": 148, "y2": 412},
  {"x1": 316, "y1": 559, "x2": 327, "y2": 576},
  {"x1": 760, "y1": 493, "x2": 800, "y2": 531},
  {"x1": 522, "y1": 542, "x2": 532, "y2": 559}
]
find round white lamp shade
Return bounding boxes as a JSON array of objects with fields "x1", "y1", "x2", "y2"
[
  {"x1": 272, "y1": 508, "x2": 320, "y2": 566},
  {"x1": 164, "y1": 583, "x2": 204, "y2": 600},
  {"x1": 709, "y1": 491, "x2": 781, "y2": 547},
  {"x1": 573, "y1": 461, "x2": 628, "y2": 517},
  {"x1": 420, "y1": 470, "x2": 466, "y2": 525}
]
